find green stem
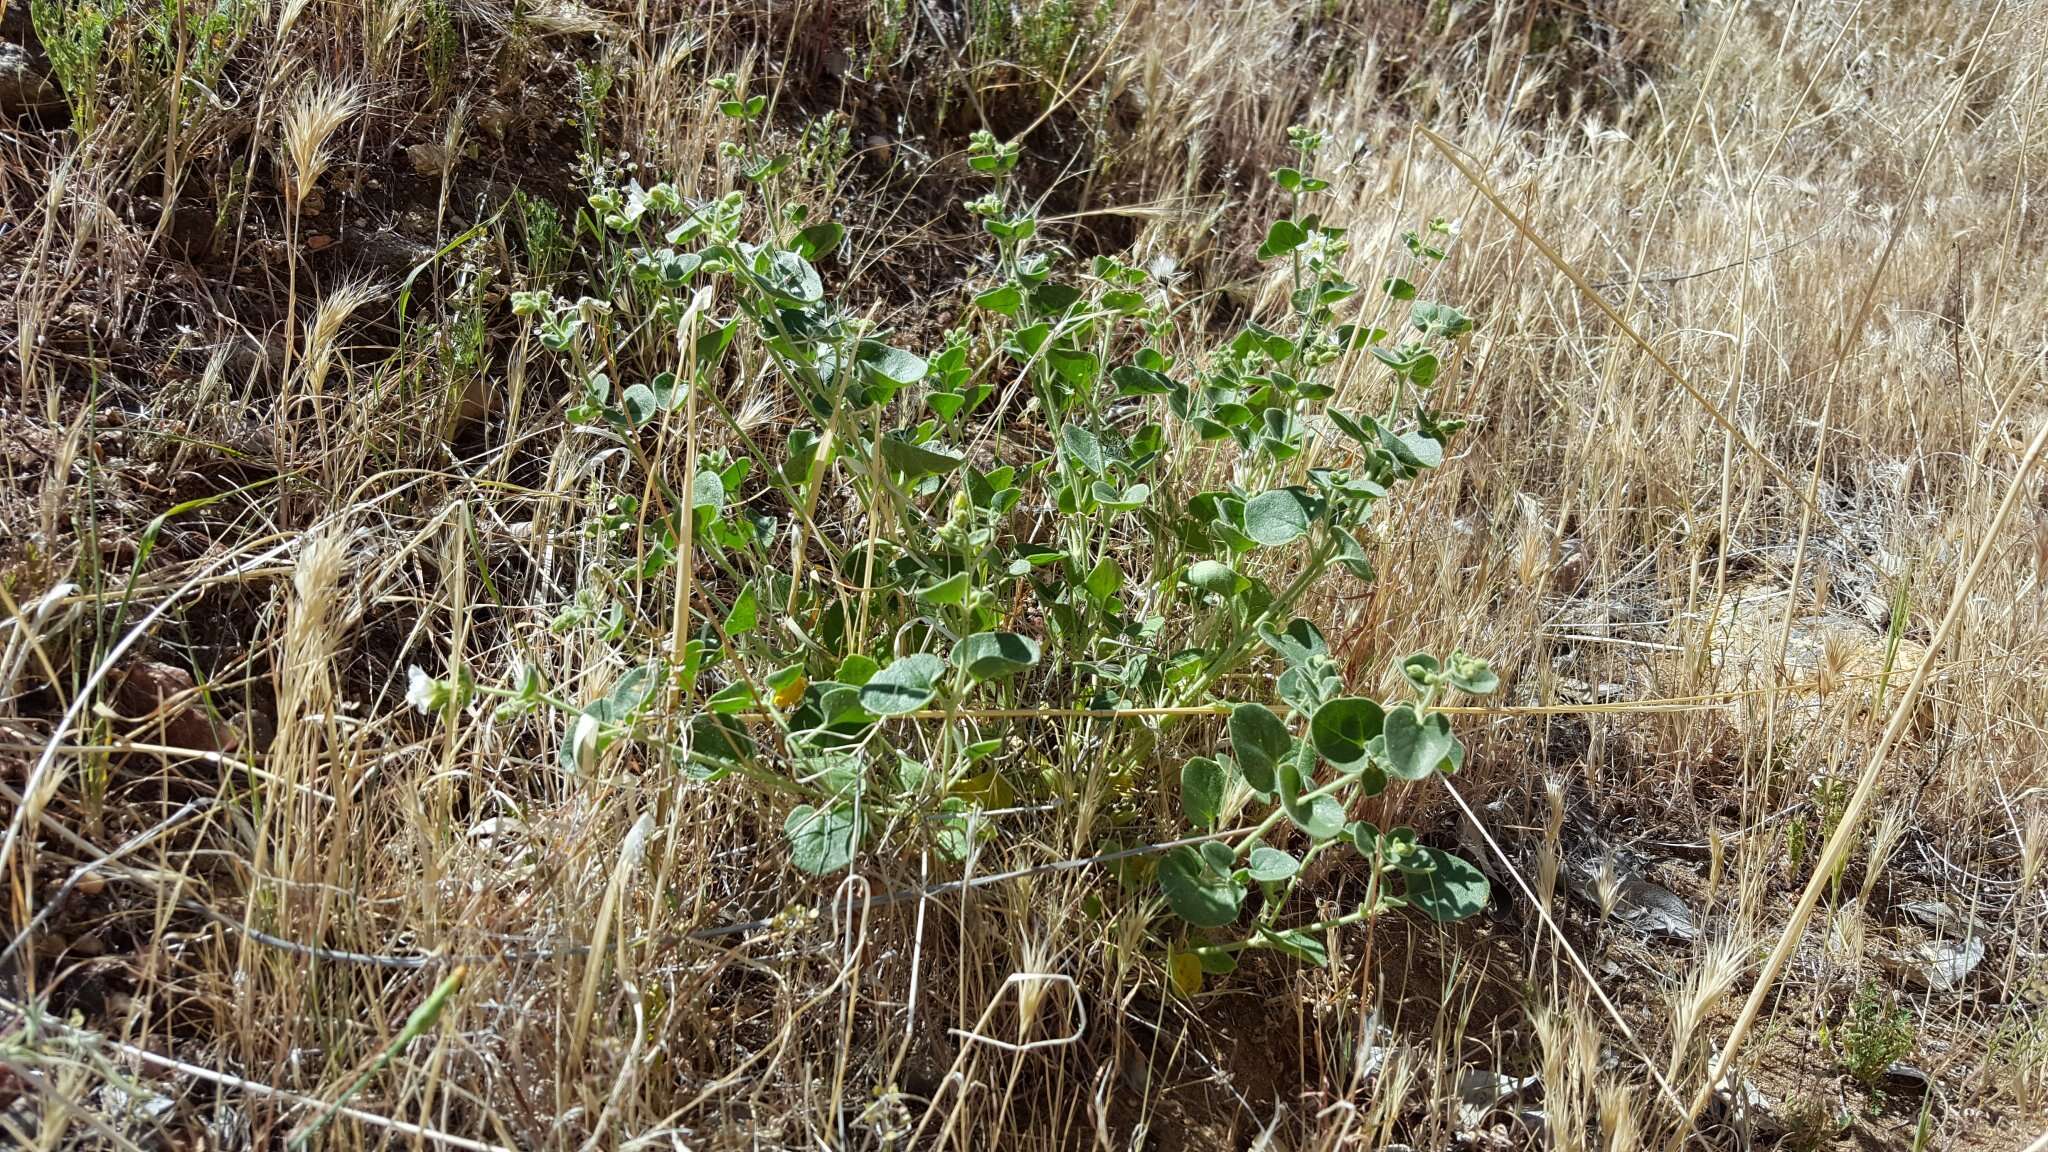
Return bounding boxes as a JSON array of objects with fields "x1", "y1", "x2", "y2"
[
  {"x1": 463, "y1": 681, "x2": 826, "y2": 802},
  {"x1": 288, "y1": 965, "x2": 467, "y2": 1149},
  {"x1": 1176, "y1": 532, "x2": 1340, "y2": 708},
  {"x1": 1232, "y1": 768, "x2": 1360, "y2": 861},
  {"x1": 1191, "y1": 896, "x2": 1386, "y2": 958}
]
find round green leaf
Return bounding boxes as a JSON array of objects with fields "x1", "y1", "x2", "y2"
[
  {"x1": 1355, "y1": 761, "x2": 1388, "y2": 796},
  {"x1": 1387, "y1": 832, "x2": 1436, "y2": 875},
  {"x1": 1395, "y1": 428, "x2": 1445, "y2": 469},
  {"x1": 784, "y1": 802, "x2": 863, "y2": 875},
  {"x1": 879, "y1": 435, "x2": 964, "y2": 479},
  {"x1": 1309, "y1": 696, "x2": 1385, "y2": 770},
  {"x1": 1257, "y1": 218, "x2": 1308, "y2": 261},
  {"x1": 1199, "y1": 839, "x2": 1237, "y2": 874},
  {"x1": 917, "y1": 571, "x2": 971, "y2": 606},
  {"x1": 952, "y1": 631, "x2": 1041, "y2": 682},
  {"x1": 857, "y1": 340, "x2": 929, "y2": 387},
  {"x1": 859, "y1": 653, "x2": 946, "y2": 715},
  {"x1": 1243, "y1": 488, "x2": 1312, "y2": 547},
  {"x1": 1185, "y1": 559, "x2": 1242, "y2": 596},
  {"x1": 792, "y1": 221, "x2": 845, "y2": 260},
  {"x1": 1257, "y1": 617, "x2": 1329, "y2": 667},
  {"x1": 1401, "y1": 847, "x2": 1490, "y2": 922},
  {"x1": 1228, "y1": 702, "x2": 1291, "y2": 794},
  {"x1": 1382, "y1": 703, "x2": 1457, "y2": 781},
  {"x1": 759, "y1": 249, "x2": 823, "y2": 303},
  {"x1": 1277, "y1": 756, "x2": 1347, "y2": 840},
  {"x1": 1157, "y1": 844, "x2": 1245, "y2": 927},
  {"x1": 1061, "y1": 424, "x2": 1108, "y2": 475},
  {"x1": 1256, "y1": 925, "x2": 1328, "y2": 966},
  {"x1": 590, "y1": 663, "x2": 661, "y2": 724},
  {"x1": 975, "y1": 283, "x2": 1024, "y2": 316},
  {"x1": 690, "y1": 712, "x2": 757, "y2": 769},
  {"x1": 723, "y1": 584, "x2": 761, "y2": 635},
  {"x1": 1400, "y1": 652, "x2": 1441, "y2": 692},
  {"x1": 1246, "y1": 846, "x2": 1300, "y2": 883},
  {"x1": 1180, "y1": 756, "x2": 1226, "y2": 830},
  {"x1": 621, "y1": 383, "x2": 658, "y2": 427},
  {"x1": 1346, "y1": 819, "x2": 1381, "y2": 857}
]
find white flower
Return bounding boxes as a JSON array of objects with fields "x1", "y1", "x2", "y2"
[{"x1": 406, "y1": 665, "x2": 450, "y2": 715}]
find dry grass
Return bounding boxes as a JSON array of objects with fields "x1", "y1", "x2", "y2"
[{"x1": 3, "y1": 1, "x2": 2047, "y2": 1149}]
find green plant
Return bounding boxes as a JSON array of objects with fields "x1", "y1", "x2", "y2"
[
  {"x1": 1159, "y1": 638, "x2": 1498, "y2": 982},
  {"x1": 422, "y1": 0, "x2": 460, "y2": 98},
  {"x1": 31, "y1": 0, "x2": 127, "y2": 131},
  {"x1": 1835, "y1": 983, "x2": 1915, "y2": 1088},
  {"x1": 411, "y1": 113, "x2": 1490, "y2": 989},
  {"x1": 962, "y1": 0, "x2": 1116, "y2": 80},
  {"x1": 574, "y1": 56, "x2": 616, "y2": 161}
]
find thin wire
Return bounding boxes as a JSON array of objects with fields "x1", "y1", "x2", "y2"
[
  {"x1": 1436, "y1": 775, "x2": 1693, "y2": 1123},
  {"x1": 0, "y1": 997, "x2": 513, "y2": 1152},
  {"x1": 87, "y1": 826, "x2": 1258, "y2": 971}
]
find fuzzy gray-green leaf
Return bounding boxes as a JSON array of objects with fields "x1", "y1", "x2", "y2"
[
  {"x1": 1228, "y1": 702, "x2": 1290, "y2": 794},
  {"x1": 1157, "y1": 844, "x2": 1244, "y2": 927},
  {"x1": 860, "y1": 653, "x2": 946, "y2": 715},
  {"x1": 1180, "y1": 756, "x2": 1225, "y2": 829}
]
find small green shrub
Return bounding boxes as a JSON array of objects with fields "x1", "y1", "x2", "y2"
[
  {"x1": 1835, "y1": 983, "x2": 1915, "y2": 1088},
  {"x1": 416, "y1": 100, "x2": 1491, "y2": 985},
  {"x1": 31, "y1": 0, "x2": 124, "y2": 130}
]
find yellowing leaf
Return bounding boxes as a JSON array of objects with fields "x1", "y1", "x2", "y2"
[
  {"x1": 772, "y1": 674, "x2": 808, "y2": 710},
  {"x1": 949, "y1": 768, "x2": 1016, "y2": 808}
]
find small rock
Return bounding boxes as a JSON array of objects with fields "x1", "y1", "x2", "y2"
[
  {"x1": 97, "y1": 533, "x2": 139, "y2": 566},
  {"x1": 474, "y1": 100, "x2": 511, "y2": 140},
  {"x1": 1882, "y1": 1061, "x2": 1934, "y2": 1095},
  {"x1": 1570, "y1": 856, "x2": 1699, "y2": 940},
  {"x1": 1353, "y1": 1010, "x2": 1403, "y2": 1081},
  {"x1": 1701, "y1": 1076, "x2": 1780, "y2": 1145},
  {"x1": 1457, "y1": 1068, "x2": 1540, "y2": 1129},
  {"x1": 1612, "y1": 876, "x2": 1699, "y2": 939},
  {"x1": 114, "y1": 660, "x2": 197, "y2": 715},
  {"x1": 406, "y1": 141, "x2": 449, "y2": 175},
  {"x1": 0, "y1": 42, "x2": 61, "y2": 118},
  {"x1": 1894, "y1": 935, "x2": 1984, "y2": 992},
  {"x1": 112, "y1": 661, "x2": 236, "y2": 752},
  {"x1": 98, "y1": 1080, "x2": 175, "y2": 1126}
]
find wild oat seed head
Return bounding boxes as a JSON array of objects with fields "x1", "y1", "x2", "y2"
[
  {"x1": 300, "y1": 279, "x2": 382, "y2": 392},
  {"x1": 282, "y1": 78, "x2": 362, "y2": 205}
]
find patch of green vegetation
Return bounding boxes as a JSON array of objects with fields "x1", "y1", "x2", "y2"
[
  {"x1": 406, "y1": 98, "x2": 1492, "y2": 989},
  {"x1": 1833, "y1": 983, "x2": 1915, "y2": 1089},
  {"x1": 423, "y1": 0, "x2": 461, "y2": 99},
  {"x1": 31, "y1": 0, "x2": 126, "y2": 131},
  {"x1": 961, "y1": 0, "x2": 1117, "y2": 85}
]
